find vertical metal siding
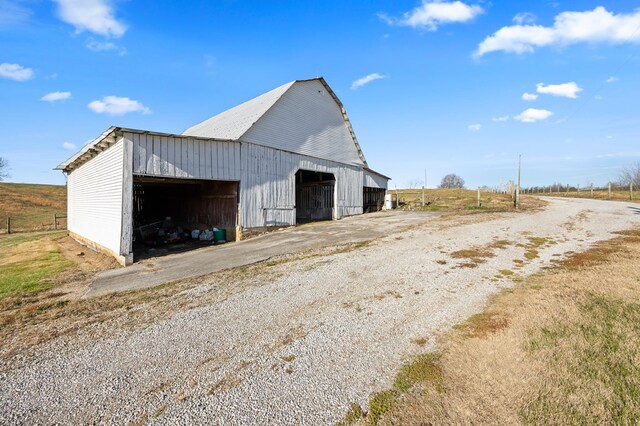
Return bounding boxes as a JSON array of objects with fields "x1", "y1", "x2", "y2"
[
  {"x1": 363, "y1": 170, "x2": 389, "y2": 189},
  {"x1": 240, "y1": 143, "x2": 363, "y2": 228},
  {"x1": 128, "y1": 132, "x2": 241, "y2": 181},
  {"x1": 241, "y1": 80, "x2": 365, "y2": 166},
  {"x1": 67, "y1": 140, "x2": 124, "y2": 255}
]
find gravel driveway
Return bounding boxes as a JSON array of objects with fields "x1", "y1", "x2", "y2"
[{"x1": 1, "y1": 197, "x2": 639, "y2": 425}]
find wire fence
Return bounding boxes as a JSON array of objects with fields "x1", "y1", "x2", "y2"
[
  {"x1": 0, "y1": 213, "x2": 67, "y2": 235},
  {"x1": 520, "y1": 183, "x2": 635, "y2": 201}
]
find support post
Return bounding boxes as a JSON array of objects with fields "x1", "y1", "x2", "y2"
[
  {"x1": 591, "y1": 184, "x2": 593, "y2": 198},
  {"x1": 515, "y1": 154, "x2": 521, "y2": 209},
  {"x1": 631, "y1": 183, "x2": 634, "y2": 201},
  {"x1": 608, "y1": 183, "x2": 612, "y2": 199},
  {"x1": 477, "y1": 187, "x2": 481, "y2": 208},
  {"x1": 54, "y1": 214, "x2": 57, "y2": 230},
  {"x1": 6, "y1": 217, "x2": 10, "y2": 234}
]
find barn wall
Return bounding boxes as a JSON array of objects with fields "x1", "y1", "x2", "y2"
[
  {"x1": 127, "y1": 131, "x2": 241, "y2": 181},
  {"x1": 363, "y1": 169, "x2": 389, "y2": 189},
  {"x1": 240, "y1": 143, "x2": 363, "y2": 228},
  {"x1": 241, "y1": 80, "x2": 365, "y2": 167},
  {"x1": 67, "y1": 140, "x2": 124, "y2": 260}
]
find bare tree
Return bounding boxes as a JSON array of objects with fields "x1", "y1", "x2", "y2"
[
  {"x1": 407, "y1": 179, "x2": 423, "y2": 189},
  {"x1": 0, "y1": 157, "x2": 8, "y2": 181},
  {"x1": 618, "y1": 162, "x2": 640, "y2": 188},
  {"x1": 439, "y1": 174, "x2": 465, "y2": 189}
]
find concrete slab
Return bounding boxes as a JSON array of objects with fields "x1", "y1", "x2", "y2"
[{"x1": 85, "y1": 211, "x2": 439, "y2": 297}]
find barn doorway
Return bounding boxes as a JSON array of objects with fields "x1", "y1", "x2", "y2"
[
  {"x1": 363, "y1": 187, "x2": 386, "y2": 212},
  {"x1": 295, "y1": 170, "x2": 335, "y2": 224},
  {"x1": 132, "y1": 176, "x2": 238, "y2": 259}
]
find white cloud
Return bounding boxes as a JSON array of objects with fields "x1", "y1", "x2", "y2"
[
  {"x1": 0, "y1": 63, "x2": 33, "y2": 81},
  {"x1": 514, "y1": 108, "x2": 553, "y2": 123},
  {"x1": 594, "y1": 95, "x2": 603, "y2": 100},
  {"x1": 513, "y1": 12, "x2": 536, "y2": 25},
  {"x1": 351, "y1": 73, "x2": 387, "y2": 90},
  {"x1": 85, "y1": 39, "x2": 127, "y2": 55},
  {"x1": 54, "y1": 0, "x2": 126, "y2": 38},
  {"x1": 522, "y1": 92, "x2": 538, "y2": 101},
  {"x1": 475, "y1": 6, "x2": 640, "y2": 57},
  {"x1": 41, "y1": 91, "x2": 72, "y2": 102},
  {"x1": 468, "y1": 123, "x2": 482, "y2": 131},
  {"x1": 380, "y1": 1, "x2": 483, "y2": 31},
  {"x1": 536, "y1": 81, "x2": 582, "y2": 98},
  {"x1": 606, "y1": 76, "x2": 619, "y2": 83},
  {"x1": 62, "y1": 142, "x2": 77, "y2": 150},
  {"x1": 492, "y1": 115, "x2": 509, "y2": 122},
  {"x1": 88, "y1": 96, "x2": 150, "y2": 115}
]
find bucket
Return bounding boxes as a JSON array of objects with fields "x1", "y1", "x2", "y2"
[{"x1": 213, "y1": 228, "x2": 226, "y2": 243}]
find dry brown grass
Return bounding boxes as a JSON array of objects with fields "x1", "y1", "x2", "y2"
[
  {"x1": 0, "y1": 183, "x2": 67, "y2": 233},
  {"x1": 391, "y1": 189, "x2": 545, "y2": 213},
  {"x1": 344, "y1": 228, "x2": 640, "y2": 425},
  {"x1": 537, "y1": 189, "x2": 639, "y2": 203}
]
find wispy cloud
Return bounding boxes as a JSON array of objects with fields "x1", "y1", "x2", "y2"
[
  {"x1": 468, "y1": 123, "x2": 482, "y2": 131},
  {"x1": 606, "y1": 76, "x2": 619, "y2": 83},
  {"x1": 85, "y1": 39, "x2": 127, "y2": 55},
  {"x1": 492, "y1": 115, "x2": 509, "y2": 122},
  {"x1": 54, "y1": 0, "x2": 127, "y2": 38},
  {"x1": 536, "y1": 82, "x2": 582, "y2": 98},
  {"x1": 475, "y1": 6, "x2": 640, "y2": 57},
  {"x1": 379, "y1": 1, "x2": 483, "y2": 31},
  {"x1": 522, "y1": 92, "x2": 538, "y2": 101},
  {"x1": 41, "y1": 91, "x2": 72, "y2": 102},
  {"x1": 88, "y1": 96, "x2": 150, "y2": 115},
  {"x1": 351, "y1": 73, "x2": 387, "y2": 90},
  {"x1": 62, "y1": 142, "x2": 77, "y2": 151},
  {"x1": 0, "y1": 0, "x2": 32, "y2": 25},
  {"x1": 0, "y1": 63, "x2": 33, "y2": 81},
  {"x1": 512, "y1": 12, "x2": 536, "y2": 25},
  {"x1": 514, "y1": 108, "x2": 553, "y2": 123}
]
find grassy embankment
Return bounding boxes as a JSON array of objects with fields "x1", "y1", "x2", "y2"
[
  {"x1": 341, "y1": 228, "x2": 640, "y2": 425},
  {"x1": 532, "y1": 189, "x2": 637, "y2": 202},
  {"x1": 0, "y1": 182, "x2": 67, "y2": 233}
]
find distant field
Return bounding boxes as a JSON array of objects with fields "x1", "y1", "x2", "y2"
[
  {"x1": 0, "y1": 183, "x2": 67, "y2": 233},
  {"x1": 392, "y1": 188, "x2": 524, "y2": 212},
  {"x1": 531, "y1": 189, "x2": 637, "y2": 202}
]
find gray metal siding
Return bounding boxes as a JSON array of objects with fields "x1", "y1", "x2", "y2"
[
  {"x1": 128, "y1": 132, "x2": 241, "y2": 181},
  {"x1": 240, "y1": 143, "x2": 363, "y2": 228},
  {"x1": 241, "y1": 80, "x2": 365, "y2": 167},
  {"x1": 363, "y1": 170, "x2": 389, "y2": 189},
  {"x1": 67, "y1": 140, "x2": 124, "y2": 256}
]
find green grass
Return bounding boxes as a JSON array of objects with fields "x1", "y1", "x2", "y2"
[
  {"x1": 522, "y1": 294, "x2": 640, "y2": 424},
  {"x1": 0, "y1": 232, "x2": 73, "y2": 301}
]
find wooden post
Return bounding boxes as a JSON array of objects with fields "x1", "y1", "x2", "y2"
[
  {"x1": 477, "y1": 187, "x2": 481, "y2": 208},
  {"x1": 566, "y1": 184, "x2": 569, "y2": 195},
  {"x1": 54, "y1": 214, "x2": 58, "y2": 230},
  {"x1": 591, "y1": 184, "x2": 593, "y2": 198},
  {"x1": 516, "y1": 154, "x2": 521, "y2": 209},
  {"x1": 631, "y1": 183, "x2": 634, "y2": 200},
  {"x1": 608, "y1": 182, "x2": 612, "y2": 199},
  {"x1": 6, "y1": 217, "x2": 10, "y2": 234},
  {"x1": 577, "y1": 184, "x2": 580, "y2": 197}
]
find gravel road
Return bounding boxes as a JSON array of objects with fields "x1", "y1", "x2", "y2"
[{"x1": 1, "y1": 197, "x2": 639, "y2": 425}]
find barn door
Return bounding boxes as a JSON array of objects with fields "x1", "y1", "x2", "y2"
[{"x1": 295, "y1": 170, "x2": 335, "y2": 223}]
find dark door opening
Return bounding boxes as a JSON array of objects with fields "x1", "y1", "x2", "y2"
[
  {"x1": 132, "y1": 176, "x2": 238, "y2": 259},
  {"x1": 295, "y1": 170, "x2": 335, "y2": 224},
  {"x1": 363, "y1": 187, "x2": 386, "y2": 213}
]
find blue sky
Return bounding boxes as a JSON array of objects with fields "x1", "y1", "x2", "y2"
[{"x1": 1, "y1": 0, "x2": 639, "y2": 188}]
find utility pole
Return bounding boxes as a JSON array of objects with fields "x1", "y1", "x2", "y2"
[
  {"x1": 515, "y1": 155, "x2": 521, "y2": 209},
  {"x1": 422, "y1": 168, "x2": 426, "y2": 207}
]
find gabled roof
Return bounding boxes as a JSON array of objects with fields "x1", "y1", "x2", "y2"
[
  {"x1": 182, "y1": 81, "x2": 295, "y2": 140},
  {"x1": 183, "y1": 77, "x2": 368, "y2": 166}
]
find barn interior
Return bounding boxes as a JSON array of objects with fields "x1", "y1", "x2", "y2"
[
  {"x1": 363, "y1": 187, "x2": 386, "y2": 212},
  {"x1": 295, "y1": 170, "x2": 336, "y2": 223},
  {"x1": 132, "y1": 176, "x2": 238, "y2": 258}
]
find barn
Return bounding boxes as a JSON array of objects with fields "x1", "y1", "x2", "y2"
[{"x1": 56, "y1": 78, "x2": 389, "y2": 265}]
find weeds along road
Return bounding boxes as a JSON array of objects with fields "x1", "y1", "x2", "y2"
[{"x1": 1, "y1": 197, "x2": 639, "y2": 425}]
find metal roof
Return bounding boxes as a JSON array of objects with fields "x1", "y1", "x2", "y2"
[{"x1": 182, "y1": 81, "x2": 295, "y2": 140}]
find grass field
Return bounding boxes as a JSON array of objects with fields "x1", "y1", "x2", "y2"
[
  {"x1": 342, "y1": 228, "x2": 640, "y2": 425},
  {"x1": 531, "y1": 189, "x2": 637, "y2": 202},
  {"x1": 0, "y1": 182, "x2": 67, "y2": 233},
  {"x1": 391, "y1": 188, "x2": 523, "y2": 212}
]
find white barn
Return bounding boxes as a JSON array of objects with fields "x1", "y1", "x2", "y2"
[{"x1": 57, "y1": 78, "x2": 389, "y2": 265}]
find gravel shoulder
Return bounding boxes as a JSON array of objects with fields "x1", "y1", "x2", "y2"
[{"x1": 1, "y1": 197, "x2": 639, "y2": 425}]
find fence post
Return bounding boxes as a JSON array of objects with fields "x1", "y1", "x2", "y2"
[
  {"x1": 477, "y1": 187, "x2": 481, "y2": 207},
  {"x1": 608, "y1": 183, "x2": 612, "y2": 199},
  {"x1": 631, "y1": 183, "x2": 634, "y2": 201},
  {"x1": 591, "y1": 184, "x2": 593, "y2": 198},
  {"x1": 6, "y1": 217, "x2": 10, "y2": 235},
  {"x1": 577, "y1": 184, "x2": 580, "y2": 196},
  {"x1": 54, "y1": 214, "x2": 58, "y2": 230}
]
